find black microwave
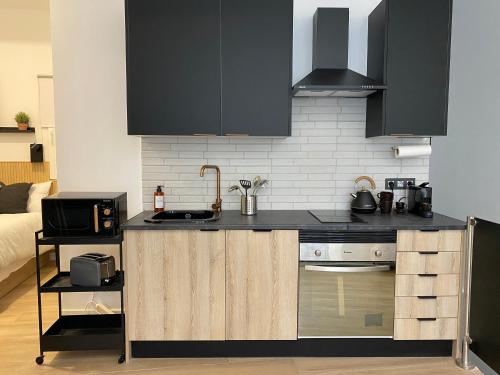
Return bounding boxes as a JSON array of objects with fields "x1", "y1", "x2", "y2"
[{"x1": 42, "y1": 192, "x2": 127, "y2": 237}]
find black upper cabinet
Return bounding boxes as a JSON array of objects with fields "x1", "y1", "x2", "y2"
[
  {"x1": 126, "y1": 0, "x2": 221, "y2": 135},
  {"x1": 126, "y1": 0, "x2": 293, "y2": 136},
  {"x1": 366, "y1": 0, "x2": 452, "y2": 137},
  {"x1": 221, "y1": 0, "x2": 293, "y2": 136}
]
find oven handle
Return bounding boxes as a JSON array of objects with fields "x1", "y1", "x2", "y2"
[{"x1": 304, "y1": 265, "x2": 391, "y2": 273}]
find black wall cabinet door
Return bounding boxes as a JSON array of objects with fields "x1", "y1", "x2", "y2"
[
  {"x1": 126, "y1": 0, "x2": 221, "y2": 135},
  {"x1": 220, "y1": 0, "x2": 293, "y2": 136},
  {"x1": 366, "y1": 0, "x2": 452, "y2": 137}
]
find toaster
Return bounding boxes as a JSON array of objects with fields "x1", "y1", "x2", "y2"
[{"x1": 70, "y1": 253, "x2": 116, "y2": 287}]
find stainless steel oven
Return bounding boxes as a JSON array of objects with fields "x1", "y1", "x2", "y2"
[{"x1": 298, "y1": 231, "x2": 396, "y2": 338}]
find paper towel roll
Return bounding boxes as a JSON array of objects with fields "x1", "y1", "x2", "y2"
[{"x1": 394, "y1": 145, "x2": 432, "y2": 158}]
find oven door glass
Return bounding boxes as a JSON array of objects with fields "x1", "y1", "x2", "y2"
[{"x1": 298, "y1": 262, "x2": 395, "y2": 338}]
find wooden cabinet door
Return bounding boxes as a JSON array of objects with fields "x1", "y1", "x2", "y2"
[
  {"x1": 226, "y1": 230, "x2": 298, "y2": 340},
  {"x1": 126, "y1": 0, "x2": 221, "y2": 135},
  {"x1": 125, "y1": 230, "x2": 225, "y2": 340},
  {"x1": 220, "y1": 0, "x2": 292, "y2": 136}
]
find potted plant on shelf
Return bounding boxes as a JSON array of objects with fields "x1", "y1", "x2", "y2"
[{"x1": 14, "y1": 112, "x2": 31, "y2": 131}]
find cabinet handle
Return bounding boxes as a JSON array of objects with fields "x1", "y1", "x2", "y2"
[
  {"x1": 417, "y1": 317, "x2": 437, "y2": 321},
  {"x1": 252, "y1": 229, "x2": 272, "y2": 232},
  {"x1": 224, "y1": 133, "x2": 249, "y2": 136},
  {"x1": 390, "y1": 133, "x2": 415, "y2": 137},
  {"x1": 199, "y1": 229, "x2": 219, "y2": 232},
  {"x1": 418, "y1": 273, "x2": 438, "y2": 277},
  {"x1": 193, "y1": 133, "x2": 217, "y2": 136},
  {"x1": 417, "y1": 296, "x2": 437, "y2": 300},
  {"x1": 419, "y1": 229, "x2": 439, "y2": 232},
  {"x1": 418, "y1": 251, "x2": 439, "y2": 255}
]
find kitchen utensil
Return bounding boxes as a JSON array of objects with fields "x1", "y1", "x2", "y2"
[
  {"x1": 240, "y1": 195, "x2": 257, "y2": 216},
  {"x1": 377, "y1": 191, "x2": 394, "y2": 201},
  {"x1": 395, "y1": 198, "x2": 407, "y2": 214},
  {"x1": 239, "y1": 180, "x2": 252, "y2": 197},
  {"x1": 379, "y1": 199, "x2": 393, "y2": 214},
  {"x1": 252, "y1": 178, "x2": 269, "y2": 195},
  {"x1": 228, "y1": 185, "x2": 244, "y2": 195},
  {"x1": 351, "y1": 176, "x2": 377, "y2": 214}
]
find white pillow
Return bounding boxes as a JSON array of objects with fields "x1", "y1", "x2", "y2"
[{"x1": 27, "y1": 181, "x2": 52, "y2": 212}]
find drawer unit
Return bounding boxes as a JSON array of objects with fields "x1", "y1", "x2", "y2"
[
  {"x1": 395, "y1": 296, "x2": 458, "y2": 319},
  {"x1": 395, "y1": 274, "x2": 459, "y2": 297},
  {"x1": 394, "y1": 318, "x2": 458, "y2": 340},
  {"x1": 396, "y1": 251, "x2": 461, "y2": 275},
  {"x1": 397, "y1": 230, "x2": 463, "y2": 253},
  {"x1": 394, "y1": 230, "x2": 464, "y2": 341}
]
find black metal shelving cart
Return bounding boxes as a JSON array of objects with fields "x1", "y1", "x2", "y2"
[{"x1": 34, "y1": 231, "x2": 126, "y2": 365}]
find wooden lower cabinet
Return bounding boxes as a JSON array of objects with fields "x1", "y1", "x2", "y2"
[
  {"x1": 125, "y1": 230, "x2": 226, "y2": 341},
  {"x1": 394, "y1": 318, "x2": 458, "y2": 340},
  {"x1": 395, "y1": 296, "x2": 458, "y2": 319},
  {"x1": 395, "y1": 274, "x2": 459, "y2": 297},
  {"x1": 225, "y1": 230, "x2": 299, "y2": 340}
]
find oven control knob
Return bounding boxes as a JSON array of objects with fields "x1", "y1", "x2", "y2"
[
  {"x1": 103, "y1": 208, "x2": 112, "y2": 216},
  {"x1": 103, "y1": 220, "x2": 112, "y2": 229},
  {"x1": 374, "y1": 250, "x2": 383, "y2": 257},
  {"x1": 314, "y1": 249, "x2": 322, "y2": 257}
]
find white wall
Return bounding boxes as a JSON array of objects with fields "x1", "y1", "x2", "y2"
[
  {"x1": 430, "y1": 0, "x2": 500, "y2": 224},
  {"x1": 50, "y1": 0, "x2": 141, "y2": 217},
  {"x1": 50, "y1": 0, "x2": 141, "y2": 311},
  {"x1": 293, "y1": 0, "x2": 380, "y2": 83},
  {"x1": 0, "y1": 0, "x2": 52, "y2": 160}
]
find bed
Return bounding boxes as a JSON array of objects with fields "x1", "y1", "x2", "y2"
[{"x1": 0, "y1": 162, "x2": 56, "y2": 297}]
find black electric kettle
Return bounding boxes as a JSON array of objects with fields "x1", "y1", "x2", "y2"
[{"x1": 351, "y1": 176, "x2": 377, "y2": 214}]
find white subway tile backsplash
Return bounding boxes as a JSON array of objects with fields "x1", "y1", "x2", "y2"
[{"x1": 141, "y1": 97, "x2": 430, "y2": 210}]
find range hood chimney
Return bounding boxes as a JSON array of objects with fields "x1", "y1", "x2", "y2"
[{"x1": 293, "y1": 8, "x2": 386, "y2": 98}]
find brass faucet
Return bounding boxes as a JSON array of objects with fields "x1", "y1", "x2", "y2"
[{"x1": 200, "y1": 165, "x2": 222, "y2": 213}]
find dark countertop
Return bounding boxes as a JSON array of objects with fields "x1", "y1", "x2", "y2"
[{"x1": 122, "y1": 210, "x2": 466, "y2": 231}]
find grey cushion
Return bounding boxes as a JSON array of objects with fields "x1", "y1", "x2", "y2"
[{"x1": 0, "y1": 183, "x2": 33, "y2": 214}]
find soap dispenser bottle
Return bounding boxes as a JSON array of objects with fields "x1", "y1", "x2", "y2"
[{"x1": 154, "y1": 185, "x2": 165, "y2": 212}]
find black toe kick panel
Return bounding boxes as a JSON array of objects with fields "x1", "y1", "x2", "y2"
[{"x1": 131, "y1": 339, "x2": 452, "y2": 358}]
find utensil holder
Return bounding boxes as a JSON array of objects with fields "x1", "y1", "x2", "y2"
[{"x1": 241, "y1": 195, "x2": 257, "y2": 216}]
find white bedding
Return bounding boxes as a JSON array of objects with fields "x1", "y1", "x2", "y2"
[{"x1": 0, "y1": 212, "x2": 50, "y2": 281}]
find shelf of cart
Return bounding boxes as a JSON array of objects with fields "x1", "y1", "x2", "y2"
[
  {"x1": 36, "y1": 235, "x2": 123, "y2": 246},
  {"x1": 40, "y1": 271, "x2": 123, "y2": 293},
  {"x1": 40, "y1": 314, "x2": 123, "y2": 352}
]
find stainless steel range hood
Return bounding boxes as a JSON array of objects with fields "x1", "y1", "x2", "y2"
[{"x1": 293, "y1": 8, "x2": 386, "y2": 98}]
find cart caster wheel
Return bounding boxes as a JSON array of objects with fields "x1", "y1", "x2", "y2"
[
  {"x1": 118, "y1": 354, "x2": 125, "y2": 364},
  {"x1": 35, "y1": 356, "x2": 44, "y2": 365}
]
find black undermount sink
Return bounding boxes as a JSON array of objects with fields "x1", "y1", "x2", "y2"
[{"x1": 145, "y1": 210, "x2": 220, "y2": 223}]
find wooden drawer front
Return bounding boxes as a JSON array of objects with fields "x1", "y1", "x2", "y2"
[
  {"x1": 395, "y1": 274, "x2": 459, "y2": 296},
  {"x1": 396, "y1": 252, "x2": 461, "y2": 275},
  {"x1": 395, "y1": 296, "x2": 458, "y2": 319},
  {"x1": 394, "y1": 318, "x2": 458, "y2": 340},
  {"x1": 397, "y1": 230, "x2": 463, "y2": 253}
]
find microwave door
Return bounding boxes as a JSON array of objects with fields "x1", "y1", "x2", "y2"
[
  {"x1": 298, "y1": 262, "x2": 395, "y2": 338},
  {"x1": 47, "y1": 201, "x2": 95, "y2": 236}
]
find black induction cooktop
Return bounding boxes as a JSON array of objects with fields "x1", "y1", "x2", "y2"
[{"x1": 308, "y1": 210, "x2": 366, "y2": 223}]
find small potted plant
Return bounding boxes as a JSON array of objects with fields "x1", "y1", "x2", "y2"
[{"x1": 14, "y1": 112, "x2": 31, "y2": 131}]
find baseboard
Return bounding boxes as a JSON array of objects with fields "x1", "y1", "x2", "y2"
[{"x1": 132, "y1": 339, "x2": 453, "y2": 358}]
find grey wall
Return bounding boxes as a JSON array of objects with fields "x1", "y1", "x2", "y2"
[{"x1": 430, "y1": 0, "x2": 500, "y2": 224}]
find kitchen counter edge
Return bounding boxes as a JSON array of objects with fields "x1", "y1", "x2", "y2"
[{"x1": 121, "y1": 210, "x2": 466, "y2": 231}]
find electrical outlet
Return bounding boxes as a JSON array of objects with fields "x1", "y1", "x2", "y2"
[{"x1": 385, "y1": 178, "x2": 416, "y2": 190}]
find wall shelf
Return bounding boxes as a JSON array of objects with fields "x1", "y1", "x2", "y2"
[{"x1": 0, "y1": 127, "x2": 35, "y2": 133}]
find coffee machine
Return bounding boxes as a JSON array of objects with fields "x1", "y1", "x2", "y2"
[{"x1": 407, "y1": 182, "x2": 433, "y2": 218}]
